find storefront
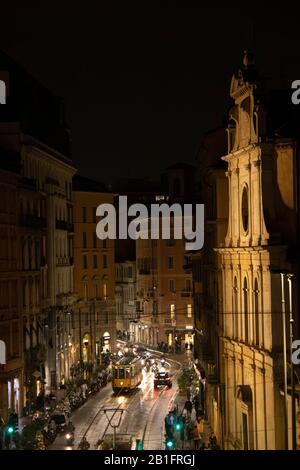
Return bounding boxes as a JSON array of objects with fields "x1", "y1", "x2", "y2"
[
  {"x1": 102, "y1": 331, "x2": 111, "y2": 352},
  {"x1": 82, "y1": 333, "x2": 91, "y2": 362},
  {"x1": 0, "y1": 371, "x2": 23, "y2": 420}
]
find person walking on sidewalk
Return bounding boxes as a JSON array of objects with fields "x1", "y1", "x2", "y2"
[
  {"x1": 193, "y1": 390, "x2": 201, "y2": 416},
  {"x1": 192, "y1": 416, "x2": 204, "y2": 450},
  {"x1": 184, "y1": 399, "x2": 193, "y2": 420}
]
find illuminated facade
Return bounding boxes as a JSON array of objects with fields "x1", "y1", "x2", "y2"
[
  {"x1": 0, "y1": 156, "x2": 22, "y2": 421},
  {"x1": 134, "y1": 164, "x2": 195, "y2": 349},
  {"x1": 217, "y1": 52, "x2": 300, "y2": 449},
  {"x1": 73, "y1": 176, "x2": 116, "y2": 364}
]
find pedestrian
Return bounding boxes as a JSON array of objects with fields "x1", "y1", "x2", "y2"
[
  {"x1": 164, "y1": 412, "x2": 173, "y2": 438},
  {"x1": 193, "y1": 392, "x2": 200, "y2": 416},
  {"x1": 81, "y1": 381, "x2": 88, "y2": 400},
  {"x1": 184, "y1": 399, "x2": 193, "y2": 420},
  {"x1": 192, "y1": 417, "x2": 204, "y2": 450},
  {"x1": 78, "y1": 436, "x2": 90, "y2": 450}
]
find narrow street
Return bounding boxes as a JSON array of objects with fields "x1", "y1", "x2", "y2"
[{"x1": 48, "y1": 355, "x2": 181, "y2": 450}]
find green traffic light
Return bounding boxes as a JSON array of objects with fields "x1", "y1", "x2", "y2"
[
  {"x1": 175, "y1": 423, "x2": 181, "y2": 431},
  {"x1": 136, "y1": 439, "x2": 143, "y2": 450},
  {"x1": 8, "y1": 427, "x2": 14, "y2": 434},
  {"x1": 166, "y1": 439, "x2": 174, "y2": 448}
]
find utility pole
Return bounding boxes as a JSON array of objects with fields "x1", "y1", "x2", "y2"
[
  {"x1": 280, "y1": 273, "x2": 289, "y2": 450},
  {"x1": 287, "y1": 274, "x2": 296, "y2": 450}
]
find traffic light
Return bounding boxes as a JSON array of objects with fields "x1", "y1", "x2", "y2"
[
  {"x1": 174, "y1": 415, "x2": 183, "y2": 431},
  {"x1": 175, "y1": 421, "x2": 182, "y2": 432},
  {"x1": 136, "y1": 439, "x2": 143, "y2": 450},
  {"x1": 165, "y1": 437, "x2": 174, "y2": 449},
  {"x1": 7, "y1": 426, "x2": 14, "y2": 434}
]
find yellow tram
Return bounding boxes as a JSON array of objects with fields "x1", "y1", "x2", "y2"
[{"x1": 112, "y1": 355, "x2": 143, "y2": 393}]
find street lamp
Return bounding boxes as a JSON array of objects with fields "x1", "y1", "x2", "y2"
[
  {"x1": 280, "y1": 273, "x2": 289, "y2": 450},
  {"x1": 279, "y1": 271, "x2": 296, "y2": 450},
  {"x1": 287, "y1": 274, "x2": 296, "y2": 450}
]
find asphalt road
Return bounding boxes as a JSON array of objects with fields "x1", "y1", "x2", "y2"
[{"x1": 48, "y1": 353, "x2": 181, "y2": 450}]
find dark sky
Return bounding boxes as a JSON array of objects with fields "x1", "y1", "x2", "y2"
[{"x1": 1, "y1": 3, "x2": 300, "y2": 182}]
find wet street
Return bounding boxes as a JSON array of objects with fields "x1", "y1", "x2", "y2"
[{"x1": 48, "y1": 354, "x2": 181, "y2": 451}]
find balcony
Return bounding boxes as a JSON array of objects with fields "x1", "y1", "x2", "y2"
[
  {"x1": 56, "y1": 220, "x2": 74, "y2": 232},
  {"x1": 164, "y1": 318, "x2": 176, "y2": 326},
  {"x1": 56, "y1": 257, "x2": 72, "y2": 266},
  {"x1": 181, "y1": 290, "x2": 192, "y2": 297},
  {"x1": 19, "y1": 214, "x2": 47, "y2": 229},
  {"x1": 139, "y1": 269, "x2": 150, "y2": 275}
]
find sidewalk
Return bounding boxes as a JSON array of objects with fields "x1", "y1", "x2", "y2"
[{"x1": 171, "y1": 354, "x2": 213, "y2": 450}]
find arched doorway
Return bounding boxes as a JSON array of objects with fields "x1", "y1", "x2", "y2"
[
  {"x1": 102, "y1": 331, "x2": 111, "y2": 353},
  {"x1": 82, "y1": 333, "x2": 91, "y2": 362}
]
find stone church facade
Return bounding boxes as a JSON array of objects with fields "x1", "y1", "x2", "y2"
[{"x1": 216, "y1": 52, "x2": 300, "y2": 449}]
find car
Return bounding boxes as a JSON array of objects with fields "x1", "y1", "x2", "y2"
[{"x1": 154, "y1": 371, "x2": 172, "y2": 389}]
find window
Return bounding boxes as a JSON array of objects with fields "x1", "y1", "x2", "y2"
[
  {"x1": 187, "y1": 304, "x2": 192, "y2": 318},
  {"x1": 127, "y1": 266, "x2": 133, "y2": 278},
  {"x1": 241, "y1": 186, "x2": 249, "y2": 232},
  {"x1": 169, "y1": 279, "x2": 175, "y2": 292},
  {"x1": 103, "y1": 255, "x2": 108, "y2": 269},
  {"x1": 83, "y1": 255, "x2": 88, "y2": 269},
  {"x1": 83, "y1": 232, "x2": 87, "y2": 249},
  {"x1": 103, "y1": 283, "x2": 107, "y2": 299},
  {"x1": 233, "y1": 276, "x2": 238, "y2": 339},
  {"x1": 22, "y1": 281, "x2": 27, "y2": 308},
  {"x1": 254, "y1": 279, "x2": 259, "y2": 346},
  {"x1": 167, "y1": 256, "x2": 174, "y2": 269},
  {"x1": 105, "y1": 311, "x2": 109, "y2": 324},
  {"x1": 170, "y1": 304, "x2": 175, "y2": 319},
  {"x1": 93, "y1": 255, "x2": 98, "y2": 269},
  {"x1": 83, "y1": 283, "x2": 88, "y2": 301},
  {"x1": 242, "y1": 413, "x2": 249, "y2": 450},
  {"x1": 96, "y1": 311, "x2": 99, "y2": 324},
  {"x1": 103, "y1": 239, "x2": 107, "y2": 249},
  {"x1": 94, "y1": 284, "x2": 99, "y2": 299},
  {"x1": 243, "y1": 277, "x2": 249, "y2": 343},
  {"x1": 93, "y1": 207, "x2": 97, "y2": 224},
  {"x1": 186, "y1": 279, "x2": 192, "y2": 292},
  {"x1": 93, "y1": 232, "x2": 97, "y2": 249},
  {"x1": 82, "y1": 207, "x2": 87, "y2": 223}
]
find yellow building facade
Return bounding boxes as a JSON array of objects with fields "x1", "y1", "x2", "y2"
[{"x1": 73, "y1": 177, "x2": 116, "y2": 364}]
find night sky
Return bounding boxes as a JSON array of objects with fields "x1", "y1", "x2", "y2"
[{"x1": 1, "y1": 3, "x2": 300, "y2": 182}]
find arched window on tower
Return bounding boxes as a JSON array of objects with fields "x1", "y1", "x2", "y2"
[
  {"x1": 243, "y1": 277, "x2": 249, "y2": 343},
  {"x1": 254, "y1": 279, "x2": 259, "y2": 346},
  {"x1": 233, "y1": 276, "x2": 238, "y2": 339}
]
